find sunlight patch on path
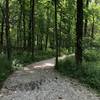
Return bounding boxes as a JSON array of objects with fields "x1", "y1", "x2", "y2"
[{"x1": 33, "y1": 63, "x2": 54, "y2": 69}]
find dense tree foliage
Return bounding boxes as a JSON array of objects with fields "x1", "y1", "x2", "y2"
[{"x1": 0, "y1": 0, "x2": 100, "y2": 74}]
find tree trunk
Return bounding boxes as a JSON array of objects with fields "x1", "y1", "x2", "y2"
[
  {"x1": 84, "y1": 0, "x2": 89, "y2": 36},
  {"x1": 40, "y1": 34, "x2": 43, "y2": 50},
  {"x1": 28, "y1": 0, "x2": 32, "y2": 50},
  {"x1": 22, "y1": 0, "x2": 26, "y2": 49},
  {"x1": 17, "y1": 0, "x2": 23, "y2": 49},
  {"x1": 75, "y1": 0, "x2": 83, "y2": 65},
  {"x1": 54, "y1": 0, "x2": 58, "y2": 69},
  {"x1": 0, "y1": 7, "x2": 5, "y2": 52},
  {"x1": 91, "y1": 15, "x2": 95, "y2": 39},
  {"x1": 31, "y1": 0, "x2": 35, "y2": 59},
  {"x1": 5, "y1": 0, "x2": 11, "y2": 60},
  {"x1": 45, "y1": 7, "x2": 50, "y2": 51},
  {"x1": 45, "y1": 33, "x2": 48, "y2": 50},
  {"x1": 59, "y1": 10, "x2": 62, "y2": 56}
]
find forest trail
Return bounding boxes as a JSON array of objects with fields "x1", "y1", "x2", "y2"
[{"x1": 0, "y1": 57, "x2": 99, "y2": 100}]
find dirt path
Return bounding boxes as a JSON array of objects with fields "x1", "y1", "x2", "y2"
[{"x1": 0, "y1": 58, "x2": 99, "y2": 100}]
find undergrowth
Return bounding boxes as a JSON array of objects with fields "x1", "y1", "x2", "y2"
[
  {"x1": 58, "y1": 49, "x2": 100, "y2": 93},
  {"x1": 0, "y1": 53, "x2": 13, "y2": 88}
]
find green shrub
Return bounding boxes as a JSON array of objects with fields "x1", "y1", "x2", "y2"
[
  {"x1": 60, "y1": 48, "x2": 68, "y2": 56},
  {"x1": 0, "y1": 53, "x2": 12, "y2": 82},
  {"x1": 13, "y1": 51, "x2": 33, "y2": 65},
  {"x1": 83, "y1": 49, "x2": 100, "y2": 61},
  {"x1": 12, "y1": 59, "x2": 23, "y2": 70},
  {"x1": 58, "y1": 56, "x2": 80, "y2": 78},
  {"x1": 34, "y1": 49, "x2": 55, "y2": 61}
]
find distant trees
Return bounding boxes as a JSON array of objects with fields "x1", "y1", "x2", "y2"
[{"x1": 0, "y1": 0, "x2": 99, "y2": 64}]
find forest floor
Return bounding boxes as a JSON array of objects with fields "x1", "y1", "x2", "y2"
[{"x1": 0, "y1": 57, "x2": 99, "y2": 100}]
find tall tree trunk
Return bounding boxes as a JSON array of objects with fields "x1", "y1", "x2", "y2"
[
  {"x1": 45, "y1": 33, "x2": 48, "y2": 50},
  {"x1": 37, "y1": 34, "x2": 39, "y2": 50},
  {"x1": 58, "y1": 10, "x2": 62, "y2": 56},
  {"x1": 0, "y1": 7, "x2": 5, "y2": 52},
  {"x1": 54, "y1": 0, "x2": 58, "y2": 69},
  {"x1": 31, "y1": 0, "x2": 35, "y2": 59},
  {"x1": 40, "y1": 34, "x2": 43, "y2": 50},
  {"x1": 75, "y1": 0, "x2": 83, "y2": 65},
  {"x1": 17, "y1": 0, "x2": 23, "y2": 49},
  {"x1": 66, "y1": 18, "x2": 71, "y2": 53},
  {"x1": 28, "y1": 0, "x2": 32, "y2": 51},
  {"x1": 84, "y1": 0, "x2": 89, "y2": 36},
  {"x1": 22, "y1": 0, "x2": 26, "y2": 49},
  {"x1": 91, "y1": 15, "x2": 95, "y2": 39},
  {"x1": 5, "y1": 0, "x2": 11, "y2": 60},
  {"x1": 0, "y1": 18, "x2": 4, "y2": 52},
  {"x1": 45, "y1": 7, "x2": 49, "y2": 51}
]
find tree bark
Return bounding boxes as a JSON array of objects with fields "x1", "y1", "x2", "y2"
[
  {"x1": 5, "y1": 0, "x2": 11, "y2": 60},
  {"x1": 45, "y1": 7, "x2": 50, "y2": 51},
  {"x1": 22, "y1": 0, "x2": 26, "y2": 49},
  {"x1": 58, "y1": 10, "x2": 62, "y2": 56},
  {"x1": 75, "y1": 0, "x2": 83, "y2": 65},
  {"x1": 31, "y1": 0, "x2": 35, "y2": 59},
  {"x1": 17, "y1": 0, "x2": 23, "y2": 49},
  {"x1": 0, "y1": 7, "x2": 5, "y2": 52},
  {"x1": 84, "y1": 0, "x2": 89, "y2": 36},
  {"x1": 54, "y1": 0, "x2": 58, "y2": 69},
  {"x1": 91, "y1": 15, "x2": 95, "y2": 39},
  {"x1": 28, "y1": 0, "x2": 32, "y2": 51}
]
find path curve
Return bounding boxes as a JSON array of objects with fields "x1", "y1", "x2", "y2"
[{"x1": 0, "y1": 58, "x2": 99, "y2": 100}]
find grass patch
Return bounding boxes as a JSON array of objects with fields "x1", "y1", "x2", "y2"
[{"x1": 58, "y1": 51, "x2": 100, "y2": 93}]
